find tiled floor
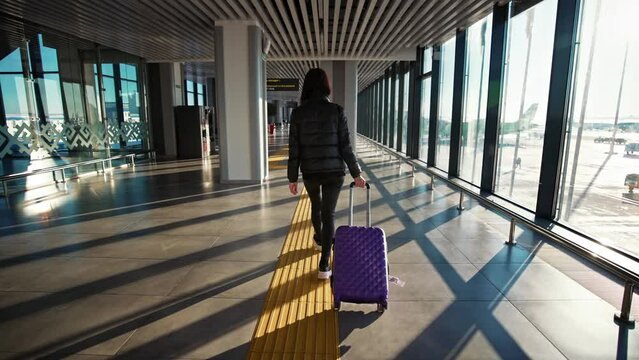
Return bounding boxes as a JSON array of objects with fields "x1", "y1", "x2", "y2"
[{"x1": 0, "y1": 132, "x2": 637, "y2": 359}]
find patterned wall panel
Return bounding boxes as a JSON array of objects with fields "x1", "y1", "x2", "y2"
[{"x1": 0, "y1": 121, "x2": 148, "y2": 158}]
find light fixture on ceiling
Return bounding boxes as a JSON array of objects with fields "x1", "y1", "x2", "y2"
[{"x1": 263, "y1": 37, "x2": 271, "y2": 55}]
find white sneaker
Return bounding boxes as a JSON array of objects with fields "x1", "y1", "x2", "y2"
[{"x1": 318, "y1": 267, "x2": 332, "y2": 280}]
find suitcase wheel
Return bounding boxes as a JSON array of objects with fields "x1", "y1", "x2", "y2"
[{"x1": 377, "y1": 303, "x2": 385, "y2": 313}]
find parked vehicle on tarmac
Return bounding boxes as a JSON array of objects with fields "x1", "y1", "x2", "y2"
[
  {"x1": 625, "y1": 143, "x2": 639, "y2": 155},
  {"x1": 595, "y1": 136, "x2": 627, "y2": 144}
]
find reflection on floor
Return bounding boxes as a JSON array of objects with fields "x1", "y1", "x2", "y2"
[{"x1": 0, "y1": 131, "x2": 637, "y2": 359}]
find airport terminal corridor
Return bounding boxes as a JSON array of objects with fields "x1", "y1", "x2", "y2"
[{"x1": 0, "y1": 130, "x2": 637, "y2": 359}]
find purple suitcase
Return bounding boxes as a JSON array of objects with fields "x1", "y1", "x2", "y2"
[{"x1": 333, "y1": 182, "x2": 389, "y2": 313}]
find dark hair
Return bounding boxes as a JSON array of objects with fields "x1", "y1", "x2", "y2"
[{"x1": 300, "y1": 68, "x2": 331, "y2": 103}]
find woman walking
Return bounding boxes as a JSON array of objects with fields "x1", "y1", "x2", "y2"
[{"x1": 287, "y1": 68, "x2": 366, "y2": 280}]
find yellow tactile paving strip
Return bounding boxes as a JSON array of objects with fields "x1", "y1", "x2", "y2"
[{"x1": 248, "y1": 189, "x2": 340, "y2": 360}]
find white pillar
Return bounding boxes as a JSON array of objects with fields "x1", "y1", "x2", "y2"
[
  {"x1": 320, "y1": 61, "x2": 358, "y2": 156},
  {"x1": 172, "y1": 63, "x2": 184, "y2": 106},
  {"x1": 215, "y1": 21, "x2": 266, "y2": 184},
  {"x1": 157, "y1": 63, "x2": 180, "y2": 157}
]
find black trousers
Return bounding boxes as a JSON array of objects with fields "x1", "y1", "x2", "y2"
[{"x1": 303, "y1": 175, "x2": 344, "y2": 268}]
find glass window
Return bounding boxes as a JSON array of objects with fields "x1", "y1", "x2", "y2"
[
  {"x1": 103, "y1": 76, "x2": 117, "y2": 121},
  {"x1": 186, "y1": 80, "x2": 194, "y2": 92},
  {"x1": 402, "y1": 71, "x2": 409, "y2": 153},
  {"x1": 423, "y1": 48, "x2": 433, "y2": 74},
  {"x1": 436, "y1": 38, "x2": 456, "y2": 171},
  {"x1": 119, "y1": 64, "x2": 137, "y2": 81},
  {"x1": 494, "y1": 0, "x2": 558, "y2": 209},
  {"x1": 41, "y1": 74, "x2": 64, "y2": 124},
  {"x1": 122, "y1": 80, "x2": 139, "y2": 121},
  {"x1": 0, "y1": 48, "x2": 23, "y2": 72},
  {"x1": 0, "y1": 74, "x2": 29, "y2": 122},
  {"x1": 39, "y1": 35, "x2": 59, "y2": 72},
  {"x1": 419, "y1": 78, "x2": 431, "y2": 161},
  {"x1": 102, "y1": 64, "x2": 114, "y2": 77},
  {"x1": 460, "y1": 15, "x2": 492, "y2": 185},
  {"x1": 63, "y1": 81, "x2": 85, "y2": 122},
  {"x1": 187, "y1": 92, "x2": 194, "y2": 106},
  {"x1": 558, "y1": 0, "x2": 639, "y2": 257},
  {"x1": 197, "y1": 82, "x2": 203, "y2": 93},
  {"x1": 197, "y1": 94, "x2": 204, "y2": 106}
]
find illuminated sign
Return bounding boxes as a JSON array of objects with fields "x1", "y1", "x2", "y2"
[{"x1": 267, "y1": 78, "x2": 299, "y2": 91}]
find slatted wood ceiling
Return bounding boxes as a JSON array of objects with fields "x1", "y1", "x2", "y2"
[{"x1": 0, "y1": 0, "x2": 495, "y2": 90}]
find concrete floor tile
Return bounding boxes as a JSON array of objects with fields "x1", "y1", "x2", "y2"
[
  {"x1": 386, "y1": 263, "x2": 502, "y2": 301},
  {"x1": 115, "y1": 298, "x2": 263, "y2": 359},
  {"x1": 512, "y1": 300, "x2": 639, "y2": 359},
  {"x1": 338, "y1": 300, "x2": 565, "y2": 360},
  {"x1": 169, "y1": 260, "x2": 276, "y2": 299},
  {"x1": 34, "y1": 215, "x2": 140, "y2": 235},
  {"x1": 123, "y1": 217, "x2": 232, "y2": 237},
  {"x1": 387, "y1": 236, "x2": 471, "y2": 264},
  {"x1": 0, "y1": 232, "x2": 105, "y2": 257},
  {"x1": 0, "y1": 232, "x2": 217, "y2": 260},
  {"x1": 478, "y1": 263, "x2": 601, "y2": 301},
  {"x1": 0, "y1": 293, "x2": 167, "y2": 357},
  {"x1": 0, "y1": 257, "x2": 194, "y2": 296},
  {"x1": 223, "y1": 218, "x2": 290, "y2": 238},
  {"x1": 208, "y1": 235, "x2": 285, "y2": 262},
  {"x1": 453, "y1": 239, "x2": 544, "y2": 265},
  {"x1": 67, "y1": 234, "x2": 218, "y2": 260}
]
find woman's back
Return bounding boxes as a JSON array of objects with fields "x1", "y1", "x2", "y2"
[{"x1": 288, "y1": 96, "x2": 359, "y2": 179}]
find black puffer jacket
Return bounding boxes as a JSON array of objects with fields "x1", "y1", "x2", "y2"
[{"x1": 287, "y1": 96, "x2": 361, "y2": 182}]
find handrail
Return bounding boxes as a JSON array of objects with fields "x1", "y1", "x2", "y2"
[
  {"x1": 0, "y1": 153, "x2": 144, "y2": 197},
  {"x1": 358, "y1": 134, "x2": 637, "y2": 325},
  {"x1": 0, "y1": 155, "x2": 133, "y2": 180}
]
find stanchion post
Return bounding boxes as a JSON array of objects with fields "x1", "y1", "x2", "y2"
[
  {"x1": 506, "y1": 218, "x2": 517, "y2": 245},
  {"x1": 457, "y1": 192, "x2": 465, "y2": 211},
  {"x1": 614, "y1": 281, "x2": 636, "y2": 327}
]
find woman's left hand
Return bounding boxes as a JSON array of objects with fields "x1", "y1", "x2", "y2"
[{"x1": 289, "y1": 182, "x2": 298, "y2": 195}]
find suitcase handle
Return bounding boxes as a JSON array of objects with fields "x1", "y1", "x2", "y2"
[{"x1": 349, "y1": 182, "x2": 371, "y2": 227}]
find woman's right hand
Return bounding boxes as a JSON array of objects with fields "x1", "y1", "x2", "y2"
[{"x1": 354, "y1": 176, "x2": 366, "y2": 188}]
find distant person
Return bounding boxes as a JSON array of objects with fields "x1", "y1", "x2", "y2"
[
  {"x1": 287, "y1": 68, "x2": 366, "y2": 280},
  {"x1": 516, "y1": 157, "x2": 522, "y2": 169}
]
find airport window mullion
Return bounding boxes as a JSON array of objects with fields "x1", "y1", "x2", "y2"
[
  {"x1": 371, "y1": 83, "x2": 376, "y2": 140},
  {"x1": 409, "y1": 47, "x2": 424, "y2": 158},
  {"x1": 373, "y1": 82, "x2": 378, "y2": 141},
  {"x1": 481, "y1": 3, "x2": 509, "y2": 192},
  {"x1": 365, "y1": 90, "x2": 368, "y2": 137},
  {"x1": 448, "y1": 29, "x2": 468, "y2": 177},
  {"x1": 396, "y1": 62, "x2": 405, "y2": 152},
  {"x1": 366, "y1": 89, "x2": 370, "y2": 137},
  {"x1": 377, "y1": 79, "x2": 383, "y2": 143},
  {"x1": 428, "y1": 46, "x2": 442, "y2": 166},
  {"x1": 0, "y1": 86, "x2": 5, "y2": 126},
  {"x1": 370, "y1": 86, "x2": 375, "y2": 139},
  {"x1": 367, "y1": 87, "x2": 372, "y2": 138},
  {"x1": 388, "y1": 64, "x2": 397, "y2": 149},
  {"x1": 383, "y1": 70, "x2": 390, "y2": 146},
  {"x1": 535, "y1": 0, "x2": 581, "y2": 219}
]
